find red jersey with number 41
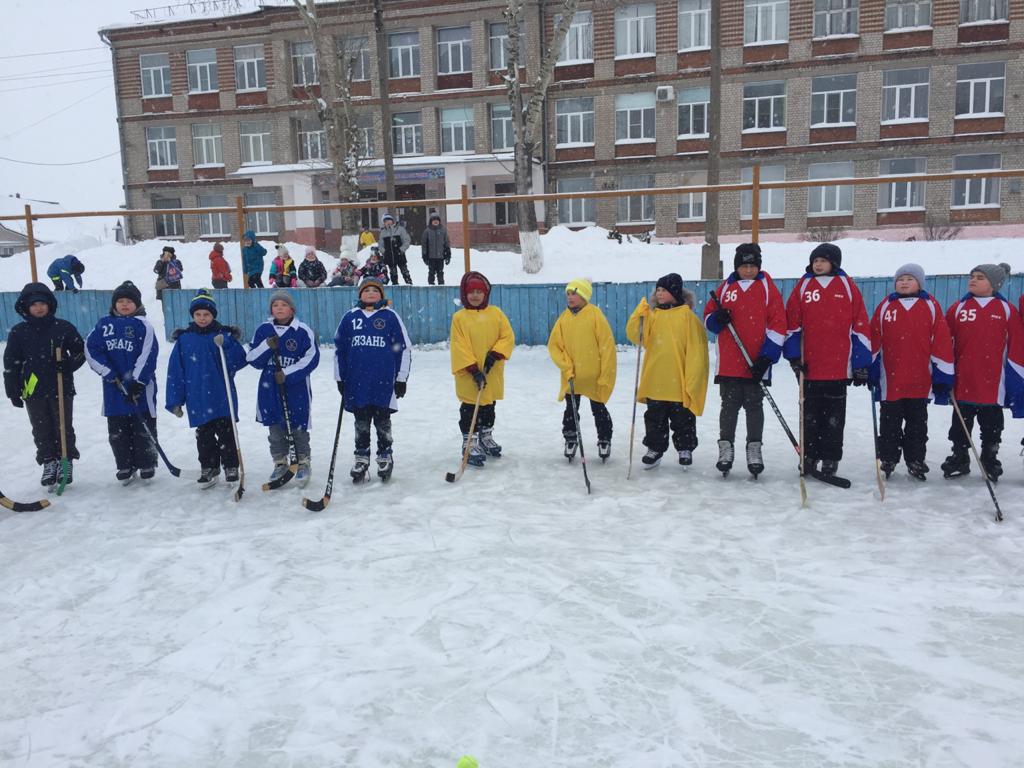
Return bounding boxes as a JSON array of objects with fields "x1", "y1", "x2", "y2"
[{"x1": 870, "y1": 293, "x2": 953, "y2": 401}]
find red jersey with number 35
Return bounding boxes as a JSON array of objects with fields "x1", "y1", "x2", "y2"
[
  {"x1": 784, "y1": 271, "x2": 871, "y2": 381},
  {"x1": 946, "y1": 294, "x2": 1024, "y2": 409}
]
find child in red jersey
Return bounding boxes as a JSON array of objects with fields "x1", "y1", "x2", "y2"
[
  {"x1": 941, "y1": 263, "x2": 1024, "y2": 481},
  {"x1": 703, "y1": 243, "x2": 786, "y2": 477},
  {"x1": 783, "y1": 243, "x2": 871, "y2": 480},
  {"x1": 869, "y1": 264, "x2": 954, "y2": 481}
]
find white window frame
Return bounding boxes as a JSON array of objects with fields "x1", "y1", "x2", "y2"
[
  {"x1": 187, "y1": 49, "x2": 218, "y2": 94},
  {"x1": 291, "y1": 41, "x2": 318, "y2": 86},
  {"x1": 885, "y1": 0, "x2": 932, "y2": 30},
  {"x1": 677, "y1": 87, "x2": 710, "y2": 138},
  {"x1": 234, "y1": 45, "x2": 266, "y2": 91},
  {"x1": 489, "y1": 22, "x2": 510, "y2": 70},
  {"x1": 198, "y1": 194, "x2": 230, "y2": 237},
  {"x1": 813, "y1": 0, "x2": 859, "y2": 38},
  {"x1": 341, "y1": 37, "x2": 371, "y2": 82},
  {"x1": 810, "y1": 75, "x2": 857, "y2": 127},
  {"x1": 742, "y1": 81, "x2": 786, "y2": 132},
  {"x1": 952, "y1": 154, "x2": 1000, "y2": 208},
  {"x1": 441, "y1": 107, "x2": 475, "y2": 154},
  {"x1": 494, "y1": 182, "x2": 518, "y2": 226},
  {"x1": 615, "y1": 94, "x2": 656, "y2": 143},
  {"x1": 955, "y1": 62, "x2": 1005, "y2": 117},
  {"x1": 881, "y1": 68, "x2": 929, "y2": 123},
  {"x1": 152, "y1": 198, "x2": 183, "y2": 238},
  {"x1": 191, "y1": 124, "x2": 223, "y2": 167},
  {"x1": 557, "y1": 177, "x2": 596, "y2": 224},
  {"x1": 741, "y1": 165, "x2": 785, "y2": 218},
  {"x1": 437, "y1": 27, "x2": 472, "y2": 75},
  {"x1": 878, "y1": 157, "x2": 926, "y2": 211},
  {"x1": 960, "y1": 0, "x2": 1008, "y2": 25},
  {"x1": 808, "y1": 161, "x2": 854, "y2": 216},
  {"x1": 678, "y1": 0, "x2": 711, "y2": 51},
  {"x1": 555, "y1": 97, "x2": 595, "y2": 147},
  {"x1": 615, "y1": 4, "x2": 657, "y2": 58},
  {"x1": 245, "y1": 191, "x2": 278, "y2": 236},
  {"x1": 388, "y1": 31, "x2": 421, "y2": 78},
  {"x1": 490, "y1": 103, "x2": 514, "y2": 150},
  {"x1": 140, "y1": 53, "x2": 171, "y2": 98},
  {"x1": 617, "y1": 174, "x2": 655, "y2": 224},
  {"x1": 744, "y1": 0, "x2": 789, "y2": 45},
  {"x1": 145, "y1": 126, "x2": 177, "y2": 169},
  {"x1": 358, "y1": 115, "x2": 375, "y2": 157},
  {"x1": 391, "y1": 112, "x2": 423, "y2": 155},
  {"x1": 557, "y1": 12, "x2": 594, "y2": 64},
  {"x1": 296, "y1": 119, "x2": 327, "y2": 162},
  {"x1": 677, "y1": 172, "x2": 707, "y2": 221},
  {"x1": 239, "y1": 121, "x2": 272, "y2": 166}
]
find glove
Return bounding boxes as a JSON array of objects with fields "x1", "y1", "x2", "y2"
[
  {"x1": 336, "y1": 380, "x2": 345, "y2": 396},
  {"x1": 852, "y1": 368, "x2": 870, "y2": 387},
  {"x1": 10, "y1": 397, "x2": 23, "y2": 409},
  {"x1": 171, "y1": 405, "x2": 184, "y2": 418},
  {"x1": 789, "y1": 358, "x2": 807, "y2": 376},
  {"x1": 126, "y1": 380, "x2": 146, "y2": 399},
  {"x1": 274, "y1": 369, "x2": 286, "y2": 385},
  {"x1": 484, "y1": 350, "x2": 503, "y2": 374},
  {"x1": 394, "y1": 380, "x2": 407, "y2": 398},
  {"x1": 445, "y1": 257, "x2": 451, "y2": 265},
  {"x1": 467, "y1": 365, "x2": 487, "y2": 390},
  {"x1": 266, "y1": 334, "x2": 279, "y2": 351},
  {"x1": 749, "y1": 356, "x2": 772, "y2": 381},
  {"x1": 711, "y1": 307, "x2": 732, "y2": 327},
  {"x1": 213, "y1": 334, "x2": 225, "y2": 346}
]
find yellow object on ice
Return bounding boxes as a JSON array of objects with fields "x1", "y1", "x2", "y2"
[
  {"x1": 626, "y1": 297, "x2": 709, "y2": 415},
  {"x1": 456, "y1": 757, "x2": 479, "y2": 768},
  {"x1": 450, "y1": 305, "x2": 515, "y2": 406},
  {"x1": 547, "y1": 303, "x2": 617, "y2": 403}
]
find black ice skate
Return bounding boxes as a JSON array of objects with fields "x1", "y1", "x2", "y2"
[
  {"x1": 941, "y1": 451, "x2": 970, "y2": 479},
  {"x1": 906, "y1": 460, "x2": 928, "y2": 481},
  {"x1": 597, "y1": 440, "x2": 611, "y2": 462}
]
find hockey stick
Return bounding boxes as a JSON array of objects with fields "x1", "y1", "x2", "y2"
[
  {"x1": 626, "y1": 316, "x2": 644, "y2": 480},
  {"x1": 262, "y1": 339, "x2": 299, "y2": 491},
  {"x1": 951, "y1": 396, "x2": 1004, "y2": 523},
  {"x1": 446, "y1": 386, "x2": 484, "y2": 483},
  {"x1": 798, "y1": 336, "x2": 808, "y2": 507},
  {"x1": 54, "y1": 347, "x2": 70, "y2": 496},
  {"x1": 869, "y1": 390, "x2": 886, "y2": 502},
  {"x1": 115, "y1": 378, "x2": 184, "y2": 477},
  {"x1": 0, "y1": 489, "x2": 50, "y2": 512},
  {"x1": 568, "y1": 378, "x2": 591, "y2": 495},
  {"x1": 303, "y1": 398, "x2": 345, "y2": 512},
  {"x1": 214, "y1": 334, "x2": 245, "y2": 502}
]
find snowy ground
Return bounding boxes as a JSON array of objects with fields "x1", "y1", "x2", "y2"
[{"x1": 2, "y1": 341, "x2": 1023, "y2": 767}]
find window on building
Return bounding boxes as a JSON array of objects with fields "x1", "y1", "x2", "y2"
[
  {"x1": 677, "y1": 171, "x2": 707, "y2": 221},
  {"x1": 557, "y1": 177, "x2": 596, "y2": 224},
  {"x1": 357, "y1": 113, "x2": 375, "y2": 157},
  {"x1": 291, "y1": 41, "x2": 317, "y2": 86},
  {"x1": 440, "y1": 107, "x2": 474, "y2": 153},
  {"x1": 489, "y1": 21, "x2": 524, "y2": 70},
  {"x1": 191, "y1": 124, "x2": 223, "y2": 166},
  {"x1": 885, "y1": 0, "x2": 931, "y2": 30},
  {"x1": 743, "y1": 81, "x2": 786, "y2": 131},
  {"x1": 239, "y1": 120, "x2": 272, "y2": 165},
  {"x1": 741, "y1": 165, "x2": 785, "y2": 218},
  {"x1": 341, "y1": 36, "x2": 370, "y2": 81},
  {"x1": 882, "y1": 68, "x2": 929, "y2": 122},
  {"x1": 198, "y1": 193, "x2": 230, "y2": 237},
  {"x1": 0, "y1": 246, "x2": 16, "y2": 258},
  {"x1": 956, "y1": 61, "x2": 1005, "y2": 116},
  {"x1": 615, "y1": 4, "x2": 656, "y2": 57},
  {"x1": 960, "y1": 0, "x2": 1008, "y2": 24},
  {"x1": 808, "y1": 161, "x2": 854, "y2": 215},
  {"x1": 678, "y1": 0, "x2": 711, "y2": 50},
  {"x1": 555, "y1": 97, "x2": 595, "y2": 146},
  {"x1": 245, "y1": 191, "x2": 278, "y2": 235},
  {"x1": 491, "y1": 103, "x2": 514, "y2": 150},
  {"x1": 677, "y1": 86, "x2": 710, "y2": 137},
  {"x1": 152, "y1": 197, "x2": 183, "y2": 238},
  {"x1": 296, "y1": 117, "x2": 326, "y2": 161},
  {"x1": 615, "y1": 93, "x2": 655, "y2": 142},
  {"x1": 145, "y1": 126, "x2": 177, "y2": 168},
  {"x1": 389, "y1": 31, "x2": 421, "y2": 78},
  {"x1": 814, "y1": 0, "x2": 858, "y2": 37},
  {"x1": 494, "y1": 182, "x2": 518, "y2": 225},
  {"x1": 234, "y1": 44, "x2": 266, "y2": 91},
  {"x1": 322, "y1": 189, "x2": 333, "y2": 231},
  {"x1": 617, "y1": 174, "x2": 655, "y2": 223},
  {"x1": 878, "y1": 157, "x2": 926, "y2": 210},
  {"x1": 140, "y1": 53, "x2": 171, "y2": 98},
  {"x1": 810, "y1": 74, "x2": 856, "y2": 126},
  {"x1": 744, "y1": 0, "x2": 789, "y2": 44},
  {"x1": 437, "y1": 27, "x2": 472, "y2": 74},
  {"x1": 392, "y1": 111, "x2": 423, "y2": 155},
  {"x1": 557, "y1": 12, "x2": 593, "y2": 63},
  {"x1": 187, "y1": 49, "x2": 218, "y2": 93},
  {"x1": 952, "y1": 154, "x2": 1000, "y2": 207}
]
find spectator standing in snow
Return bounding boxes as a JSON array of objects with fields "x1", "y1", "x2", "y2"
[
  {"x1": 153, "y1": 246, "x2": 183, "y2": 301},
  {"x1": 421, "y1": 211, "x2": 452, "y2": 285},
  {"x1": 242, "y1": 230, "x2": 267, "y2": 288},
  {"x1": 209, "y1": 242, "x2": 232, "y2": 289},
  {"x1": 378, "y1": 213, "x2": 412, "y2": 285}
]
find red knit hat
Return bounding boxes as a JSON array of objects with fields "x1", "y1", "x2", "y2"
[{"x1": 459, "y1": 271, "x2": 491, "y2": 309}]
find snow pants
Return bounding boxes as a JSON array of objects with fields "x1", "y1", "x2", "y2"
[
  {"x1": 212, "y1": 279, "x2": 229, "y2": 289},
  {"x1": 385, "y1": 252, "x2": 412, "y2": 285},
  {"x1": 803, "y1": 380, "x2": 847, "y2": 463},
  {"x1": 426, "y1": 260, "x2": 445, "y2": 285},
  {"x1": 562, "y1": 396, "x2": 612, "y2": 442},
  {"x1": 879, "y1": 398, "x2": 928, "y2": 464},
  {"x1": 354, "y1": 406, "x2": 392, "y2": 456},
  {"x1": 719, "y1": 380, "x2": 764, "y2": 444},
  {"x1": 459, "y1": 403, "x2": 495, "y2": 434},
  {"x1": 268, "y1": 423, "x2": 310, "y2": 462},
  {"x1": 25, "y1": 394, "x2": 78, "y2": 465},
  {"x1": 196, "y1": 416, "x2": 239, "y2": 470},
  {"x1": 247, "y1": 273, "x2": 264, "y2": 288},
  {"x1": 643, "y1": 400, "x2": 697, "y2": 453},
  {"x1": 107, "y1": 414, "x2": 157, "y2": 471},
  {"x1": 948, "y1": 402, "x2": 1003, "y2": 454}
]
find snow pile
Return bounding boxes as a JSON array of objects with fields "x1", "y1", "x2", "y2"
[{"x1": 0, "y1": 196, "x2": 106, "y2": 254}]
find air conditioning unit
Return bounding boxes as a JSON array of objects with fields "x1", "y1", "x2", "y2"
[{"x1": 655, "y1": 85, "x2": 675, "y2": 103}]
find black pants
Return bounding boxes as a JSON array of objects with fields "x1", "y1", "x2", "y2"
[
  {"x1": 803, "y1": 380, "x2": 847, "y2": 462},
  {"x1": 719, "y1": 380, "x2": 764, "y2": 443},
  {"x1": 354, "y1": 406, "x2": 393, "y2": 455},
  {"x1": 948, "y1": 402, "x2": 1003, "y2": 454},
  {"x1": 459, "y1": 403, "x2": 495, "y2": 434},
  {"x1": 878, "y1": 398, "x2": 928, "y2": 464},
  {"x1": 25, "y1": 395, "x2": 79, "y2": 465},
  {"x1": 212, "y1": 279, "x2": 229, "y2": 289},
  {"x1": 426, "y1": 260, "x2": 445, "y2": 285},
  {"x1": 247, "y1": 273, "x2": 264, "y2": 288},
  {"x1": 643, "y1": 400, "x2": 697, "y2": 453},
  {"x1": 562, "y1": 396, "x2": 612, "y2": 442},
  {"x1": 107, "y1": 414, "x2": 157, "y2": 471},
  {"x1": 385, "y1": 253, "x2": 412, "y2": 285},
  {"x1": 196, "y1": 416, "x2": 239, "y2": 470}
]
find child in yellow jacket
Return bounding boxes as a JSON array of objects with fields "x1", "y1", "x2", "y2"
[
  {"x1": 626, "y1": 273, "x2": 709, "y2": 469},
  {"x1": 450, "y1": 271, "x2": 515, "y2": 466},
  {"x1": 547, "y1": 278, "x2": 617, "y2": 460}
]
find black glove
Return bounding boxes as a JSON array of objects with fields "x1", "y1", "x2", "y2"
[
  {"x1": 394, "y1": 380, "x2": 407, "y2": 398},
  {"x1": 749, "y1": 356, "x2": 772, "y2": 381},
  {"x1": 469, "y1": 367, "x2": 486, "y2": 390},
  {"x1": 711, "y1": 307, "x2": 732, "y2": 327},
  {"x1": 336, "y1": 381, "x2": 345, "y2": 396},
  {"x1": 126, "y1": 380, "x2": 146, "y2": 399},
  {"x1": 484, "y1": 351, "x2": 502, "y2": 374},
  {"x1": 266, "y1": 334, "x2": 279, "y2": 351},
  {"x1": 789, "y1": 358, "x2": 807, "y2": 376},
  {"x1": 444, "y1": 256, "x2": 451, "y2": 265},
  {"x1": 851, "y1": 368, "x2": 870, "y2": 387},
  {"x1": 10, "y1": 397, "x2": 23, "y2": 409}
]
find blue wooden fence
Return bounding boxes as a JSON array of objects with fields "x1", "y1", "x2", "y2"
[{"x1": 0, "y1": 290, "x2": 115, "y2": 339}]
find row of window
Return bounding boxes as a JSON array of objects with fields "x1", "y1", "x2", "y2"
[
  {"x1": 152, "y1": 191, "x2": 279, "y2": 239},
  {"x1": 556, "y1": 154, "x2": 1003, "y2": 226}
]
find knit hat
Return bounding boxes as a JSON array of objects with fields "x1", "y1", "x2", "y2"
[
  {"x1": 304, "y1": 245, "x2": 317, "y2": 258},
  {"x1": 894, "y1": 263, "x2": 926, "y2": 291},
  {"x1": 162, "y1": 246, "x2": 176, "y2": 256},
  {"x1": 808, "y1": 242, "x2": 842, "y2": 273},
  {"x1": 358, "y1": 277, "x2": 386, "y2": 302},
  {"x1": 734, "y1": 242, "x2": 762, "y2": 271},
  {"x1": 269, "y1": 290, "x2": 295, "y2": 314},
  {"x1": 189, "y1": 288, "x2": 217, "y2": 318},
  {"x1": 565, "y1": 278, "x2": 593, "y2": 303},
  {"x1": 429, "y1": 212, "x2": 441, "y2": 225},
  {"x1": 460, "y1": 270, "x2": 491, "y2": 309},
  {"x1": 381, "y1": 212, "x2": 395, "y2": 223},
  {"x1": 111, "y1": 280, "x2": 142, "y2": 313},
  {"x1": 971, "y1": 262, "x2": 1011, "y2": 293},
  {"x1": 213, "y1": 242, "x2": 224, "y2": 252},
  {"x1": 276, "y1": 243, "x2": 289, "y2": 256},
  {"x1": 655, "y1": 273, "x2": 685, "y2": 305}
]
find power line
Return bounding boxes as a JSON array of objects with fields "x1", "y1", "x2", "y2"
[
  {"x1": 0, "y1": 46, "x2": 106, "y2": 60},
  {"x1": 0, "y1": 150, "x2": 120, "y2": 167},
  {"x1": 0, "y1": 60, "x2": 109, "y2": 80},
  {"x1": 0, "y1": 75, "x2": 112, "y2": 95},
  {"x1": 0, "y1": 69, "x2": 111, "y2": 83},
  {"x1": 2, "y1": 85, "x2": 113, "y2": 140}
]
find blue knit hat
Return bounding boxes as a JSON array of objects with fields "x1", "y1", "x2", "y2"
[{"x1": 189, "y1": 288, "x2": 217, "y2": 318}]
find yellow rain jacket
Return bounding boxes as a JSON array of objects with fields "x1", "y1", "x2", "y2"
[
  {"x1": 547, "y1": 303, "x2": 617, "y2": 402},
  {"x1": 626, "y1": 297, "x2": 709, "y2": 415},
  {"x1": 450, "y1": 305, "x2": 515, "y2": 405}
]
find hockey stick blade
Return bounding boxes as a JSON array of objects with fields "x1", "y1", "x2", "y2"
[
  {"x1": 445, "y1": 471, "x2": 458, "y2": 483},
  {"x1": 302, "y1": 494, "x2": 330, "y2": 512},
  {"x1": 808, "y1": 468, "x2": 852, "y2": 489},
  {"x1": 262, "y1": 463, "x2": 298, "y2": 492},
  {"x1": 0, "y1": 492, "x2": 51, "y2": 512}
]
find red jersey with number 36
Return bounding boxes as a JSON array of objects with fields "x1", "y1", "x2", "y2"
[{"x1": 703, "y1": 272, "x2": 786, "y2": 380}]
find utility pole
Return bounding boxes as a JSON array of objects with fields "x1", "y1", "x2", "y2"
[
  {"x1": 701, "y1": 0, "x2": 722, "y2": 279},
  {"x1": 373, "y1": 0, "x2": 396, "y2": 205}
]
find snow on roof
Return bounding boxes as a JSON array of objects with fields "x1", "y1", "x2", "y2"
[{"x1": 0, "y1": 196, "x2": 105, "y2": 250}]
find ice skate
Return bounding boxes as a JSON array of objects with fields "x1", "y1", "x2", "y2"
[
  {"x1": 295, "y1": 460, "x2": 311, "y2": 488},
  {"x1": 941, "y1": 451, "x2": 970, "y2": 479},
  {"x1": 197, "y1": 467, "x2": 219, "y2": 489},
  {"x1": 597, "y1": 440, "x2": 611, "y2": 461},
  {"x1": 563, "y1": 430, "x2": 578, "y2": 461},
  {"x1": 224, "y1": 466, "x2": 240, "y2": 484},
  {"x1": 745, "y1": 441, "x2": 764, "y2": 477},
  {"x1": 139, "y1": 467, "x2": 156, "y2": 481},
  {"x1": 678, "y1": 449, "x2": 693, "y2": 466},
  {"x1": 478, "y1": 427, "x2": 502, "y2": 457},
  {"x1": 40, "y1": 460, "x2": 59, "y2": 487},
  {"x1": 880, "y1": 460, "x2": 896, "y2": 479},
  {"x1": 116, "y1": 468, "x2": 137, "y2": 486},
  {"x1": 268, "y1": 459, "x2": 289, "y2": 484},
  {"x1": 641, "y1": 449, "x2": 662, "y2": 469},
  {"x1": 376, "y1": 452, "x2": 393, "y2": 482},
  {"x1": 715, "y1": 440, "x2": 734, "y2": 475},
  {"x1": 906, "y1": 460, "x2": 928, "y2": 481},
  {"x1": 351, "y1": 453, "x2": 370, "y2": 483}
]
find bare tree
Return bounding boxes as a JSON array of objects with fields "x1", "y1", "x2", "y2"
[{"x1": 503, "y1": 0, "x2": 580, "y2": 273}]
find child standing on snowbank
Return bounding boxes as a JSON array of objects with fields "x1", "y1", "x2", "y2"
[
  {"x1": 547, "y1": 278, "x2": 616, "y2": 460},
  {"x1": 626, "y1": 273, "x2": 709, "y2": 469},
  {"x1": 209, "y1": 242, "x2": 232, "y2": 289},
  {"x1": 334, "y1": 278, "x2": 411, "y2": 482},
  {"x1": 450, "y1": 271, "x2": 515, "y2": 467},
  {"x1": 242, "y1": 230, "x2": 267, "y2": 288},
  {"x1": 165, "y1": 290, "x2": 248, "y2": 488},
  {"x1": 703, "y1": 243, "x2": 786, "y2": 477},
  {"x1": 85, "y1": 281, "x2": 160, "y2": 485},
  {"x1": 941, "y1": 263, "x2": 1024, "y2": 481},
  {"x1": 247, "y1": 291, "x2": 319, "y2": 487}
]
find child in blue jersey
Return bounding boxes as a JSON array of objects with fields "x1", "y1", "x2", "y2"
[
  {"x1": 247, "y1": 290, "x2": 320, "y2": 487},
  {"x1": 165, "y1": 290, "x2": 248, "y2": 488},
  {"x1": 334, "y1": 277, "x2": 411, "y2": 482},
  {"x1": 85, "y1": 281, "x2": 160, "y2": 484}
]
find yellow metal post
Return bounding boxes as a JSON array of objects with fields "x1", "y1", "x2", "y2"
[
  {"x1": 25, "y1": 205, "x2": 38, "y2": 283},
  {"x1": 235, "y1": 196, "x2": 247, "y2": 288},
  {"x1": 751, "y1": 165, "x2": 761, "y2": 244},
  {"x1": 460, "y1": 184, "x2": 471, "y2": 274}
]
